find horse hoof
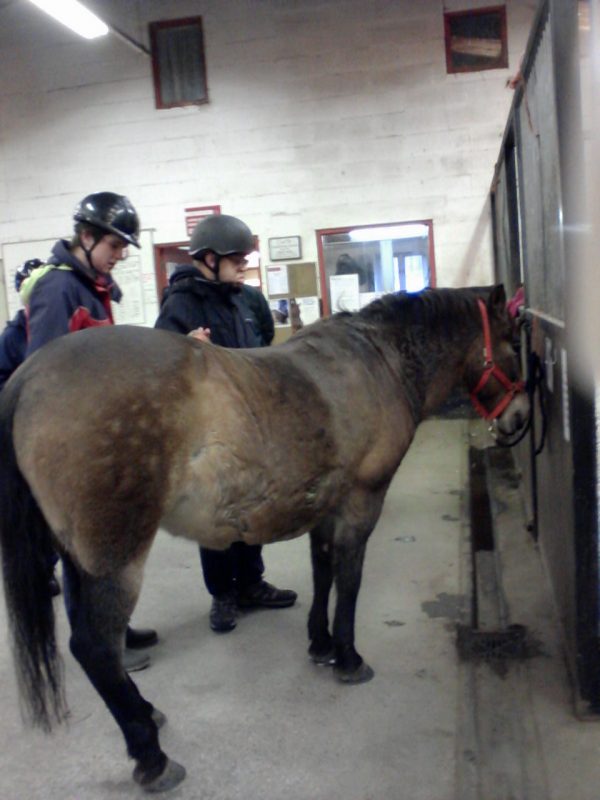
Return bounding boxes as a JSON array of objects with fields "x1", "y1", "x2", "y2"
[
  {"x1": 151, "y1": 708, "x2": 167, "y2": 729},
  {"x1": 334, "y1": 662, "x2": 375, "y2": 684},
  {"x1": 133, "y1": 758, "x2": 186, "y2": 793}
]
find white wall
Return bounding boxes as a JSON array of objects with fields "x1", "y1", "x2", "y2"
[{"x1": 0, "y1": 0, "x2": 537, "y2": 322}]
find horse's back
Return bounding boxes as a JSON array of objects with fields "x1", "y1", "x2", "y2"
[
  {"x1": 7, "y1": 326, "x2": 340, "y2": 556},
  {"x1": 7, "y1": 322, "x2": 417, "y2": 562},
  {"x1": 9, "y1": 326, "x2": 202, "y2": 572}
]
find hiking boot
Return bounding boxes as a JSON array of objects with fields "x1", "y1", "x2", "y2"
[
  {"x1": 126, "y1": 626, "x2": 158, "y2": 649},
  {"x1": 237, "y1": 580, "x2": 297, "y2": 609},
  {"x1": 123, "y1": 649, "x2": 151, "y2": 673},
  {"x1": 209, "y1": 593, "x2": 238, "y2": 633}
]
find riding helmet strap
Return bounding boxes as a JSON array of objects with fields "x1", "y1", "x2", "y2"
[
  {"x1": 79, "y1": 229, "x2": 105, "y2": 275},
  {"x1": 469, "y1": 298, "x2": 524, "y2": 421},
  {"x1": 203, "y1": 253, "x2": 222, "y2": 280},
  {"x1": 81, "y1": 239, "x2": 99, "y2": 273}
]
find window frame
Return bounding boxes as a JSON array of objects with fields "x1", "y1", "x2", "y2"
[
  {"x1": 149, "y1": 16, "x2": 208, "y2": 110},
  {"x1": 316, "y1": 219, "x2": 436, "y2": 317},
  {"x1": 444, "y1": 5, "x2": 508, "y2": 75}
]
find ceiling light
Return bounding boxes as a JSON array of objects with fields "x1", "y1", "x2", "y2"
[{"x1": 27, "y1": 0, "x2": 109, "y2": 40}]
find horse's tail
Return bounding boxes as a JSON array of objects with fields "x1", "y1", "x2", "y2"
[{"x1": 0, "y1": 382, "x2": 66, "y2": 731}]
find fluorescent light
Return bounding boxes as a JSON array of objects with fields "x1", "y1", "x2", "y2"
[
  {"x1": 349, "y1": 224, "x2": 429, "y2": 242},
  {"x1": 27, "y1": 0, "x2": 109, "y2": 39}
]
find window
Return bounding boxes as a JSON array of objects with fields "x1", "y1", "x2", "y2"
[
  {"x1": 444, "y1": 6, "x2": 508, "y2": 74},
  {"x1": 317, "y1": 220, "x2": 436, "y2": 316},
  {"x1": 149, "y1": 17, "x2": 208, "y2": 109}
]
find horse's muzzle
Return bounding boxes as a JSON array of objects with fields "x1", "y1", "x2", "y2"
[{"x1": 494, "y1": 392, "x2": 531, "y2": 437}]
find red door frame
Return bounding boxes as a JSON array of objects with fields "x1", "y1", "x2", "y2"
[{"x1": 316, "y1": 219, "x2": 436, "y2": 316}]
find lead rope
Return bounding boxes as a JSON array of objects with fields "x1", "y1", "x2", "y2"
[{"x1": 491, "y1": 347, "x2": 546, "y2": 454}]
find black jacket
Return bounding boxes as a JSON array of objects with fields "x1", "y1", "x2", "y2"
[
  {"x1": 155, "y1": 266, "x2": 266, "y2": 348},
  {"x1": 239, "y1": 283, "x2": 274, "y2": 346}
]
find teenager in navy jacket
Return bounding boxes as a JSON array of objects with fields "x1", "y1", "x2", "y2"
[
  {"x1": 20, "y1": 191, "x2": 158, "y2": 671},
  {"x1": 21, "y1": 194, "x2": 134, "y2": 357}
]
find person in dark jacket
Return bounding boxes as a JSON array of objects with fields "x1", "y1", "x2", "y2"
[
  {"x1": 0, "y1": 258, "x2": 45, "y2": 391},
  {"x1": 22, "y1": 194, "x2": 138, "y2": 356},
  {"x1": 239, "y1": 281, "x2": 275, "y2": 346},
  {"x1": 21, "y1": 191, "x2": 158, "y2": 671},
  {"x1": 155, "y1": 214, "x2": 297, "y2": 633}
]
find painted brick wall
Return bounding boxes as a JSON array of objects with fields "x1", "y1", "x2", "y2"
[{"x1": 0, "y1": 0, "x2": 537, "y2": 321}]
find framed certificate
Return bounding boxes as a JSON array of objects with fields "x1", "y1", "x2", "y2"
[{"x1": 268, "y1": 236, "x2": 302, "y2": 261}]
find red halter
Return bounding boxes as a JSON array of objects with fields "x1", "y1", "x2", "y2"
[{"x1": 469, "y1": 299, "x2": 525, "y2": 421}]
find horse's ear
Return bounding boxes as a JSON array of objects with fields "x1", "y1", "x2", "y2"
[{"x1": 487, "y1": 284, "x2": 507, "y2": 317}]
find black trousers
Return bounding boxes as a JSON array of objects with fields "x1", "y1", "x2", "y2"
[{"x1": 199, "y1": 542, "x2": 264, "y2": 597}]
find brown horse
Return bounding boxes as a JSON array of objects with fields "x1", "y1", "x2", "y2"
[{"x1": 0, "y1": 285, "x2": 527, "y2": 792}]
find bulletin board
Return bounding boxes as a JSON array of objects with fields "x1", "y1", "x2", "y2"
[
  {"x1": 265, "y1": 261, "x2": 320, "y2": 344},
  {"x1": 267, "y1": 261, "x2": 318, "y2": 299},
  {"x1": 2, "y1": 229, "x2": 157, "y2": 327}
]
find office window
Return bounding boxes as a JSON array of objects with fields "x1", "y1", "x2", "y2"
[{"x1": 317, "y1": 220, "x2": 436, "y2": 316}]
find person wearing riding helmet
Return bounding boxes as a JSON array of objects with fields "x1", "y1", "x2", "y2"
[
  {"x1": 155, "y1": 213, "x2": 297, "y2": 633},
  {"x1": 20, "y1": 191, "x2": 158, "y2": 671},
  {"x1": 0, "y1": 258, "x2": 45, "y2": 391},
  {"x1": 21, "y1": 192, "x2": 139, "y2": 356}
]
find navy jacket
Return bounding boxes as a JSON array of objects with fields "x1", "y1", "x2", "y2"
[
  {"x1": 22, "y1": 239, "x2": 122, "y2": 357},
  {"x1": 0, "y1": 309, "x2": 27, "y2": 390},
  {"x1": 155, "y1": 266, "x2": 267, "y2": 349}
]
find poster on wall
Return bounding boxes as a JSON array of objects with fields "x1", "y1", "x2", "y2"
[
  {"x1": 329, "y1": 273, "x2": 360, "y2": 312},
  {"x1": 266, "y1": 264, "x2": 289, "y2": 295},
  {"x1": 111, "y1": 255, "x2": 146, "y2": 325},
  {"x1": 270, "y1": 298, "x2": 291, "y2": 327},
  {"x1": 294, "y1": 296, "x2": 320, "y2": 326}
]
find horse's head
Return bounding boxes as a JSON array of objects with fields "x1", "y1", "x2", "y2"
[{"x1": 465, "y1": 285, "x2": 529, "y2": 440}]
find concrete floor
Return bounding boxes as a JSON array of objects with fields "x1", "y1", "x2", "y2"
[{"x1": 1, "y1": 419, "x2": 600, "y2": 799}]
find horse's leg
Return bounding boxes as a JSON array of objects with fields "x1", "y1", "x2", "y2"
[
  {"x1": 307, "y1": 518, "x2": 335, "y2": 664},
  {"x1": 330, "y1": 489, "x2": 388, "y2": 684},
  {"x1": 331, "y1": 533, "x2": 373, "y2": 683},
  {"x1": 62, "y1": 554, "x2": 186, "y2": 792}
]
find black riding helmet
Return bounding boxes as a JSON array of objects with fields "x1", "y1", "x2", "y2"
[
  {"x1": 189, "y1": 214, "x2": 254, "y2": 282},
  {"x1": 73, "y1": 192, "x2": 141, "y2": 248},
  {"x1": 189, "y1": 214, "x2": 254, "y2": 259},
  {"x1": 15, "y1": 258, "x2": 44, "y2": 292}
]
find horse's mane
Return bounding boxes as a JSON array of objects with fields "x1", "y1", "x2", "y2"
[
  {"x1": 288, "y1": 287, "x2": 497, "y2": 361},
  {"x1": 342, "y1": 286, "x2": 492, "y2": 331}
]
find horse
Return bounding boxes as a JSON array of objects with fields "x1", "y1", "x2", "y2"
[{"x1": 0, "y1": 284, "x2": 528, "y2": 793}]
